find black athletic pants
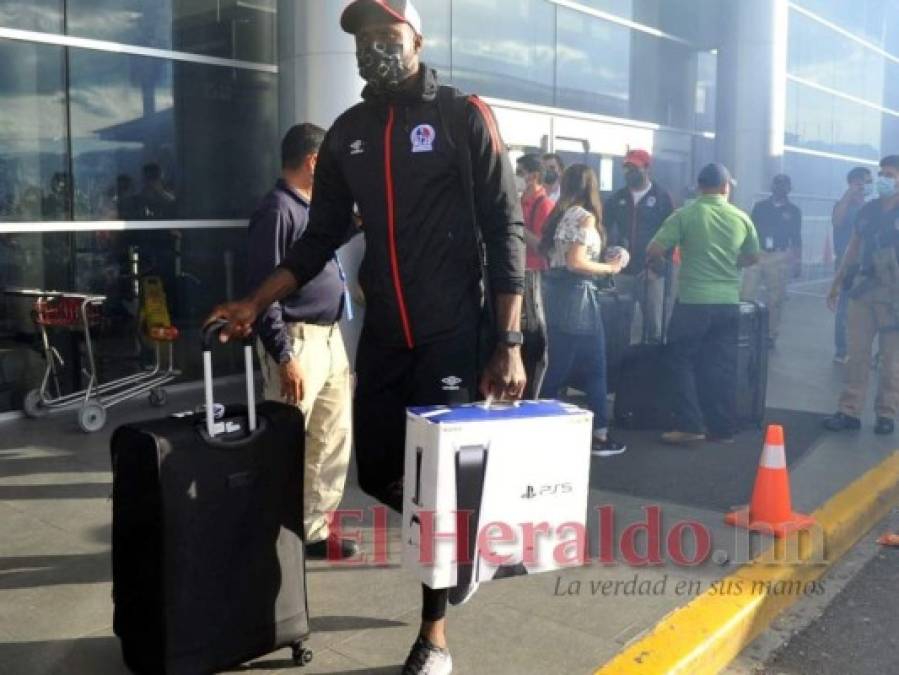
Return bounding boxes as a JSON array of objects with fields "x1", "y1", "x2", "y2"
[
  {"x1": 665, "y1": 303, "x2": 739, "y2": 437},
  {"x1": 354, "y1": 326, "x2": 479, "y2": 621}
]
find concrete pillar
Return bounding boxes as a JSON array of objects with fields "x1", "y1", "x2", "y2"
[
  {"x1": 277, "y1": 0, "x2": 364, "y2": 133},
  {"x1": 628, "y1": 0, "x2": 696, "y2": 130},
  {"x1": 277, "y1": 0, "x2": 367, "y2": 365},
  {"x1": 715, "y1": 0, "x2": 789, "y2": 209}
]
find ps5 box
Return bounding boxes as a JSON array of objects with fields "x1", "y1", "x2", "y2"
[{"x1": 402, "y1": 400, "x2": 592, "y2": 604}]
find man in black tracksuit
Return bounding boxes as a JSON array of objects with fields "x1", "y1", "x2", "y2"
[{"x1": 207, "y1": 1, "x2": 526, "y2": 672}]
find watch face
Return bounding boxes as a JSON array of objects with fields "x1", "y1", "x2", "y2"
[{"x1": 499, "y1": 331, "x2": 525, "y2": 346}]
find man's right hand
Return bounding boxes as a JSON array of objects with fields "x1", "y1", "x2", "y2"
[
  {"x1": 279, "y1": 357, "x2": 305, "y2": 406},
  {"x1": 204, "y1": 299, "x2": 259, "y2": 342}
]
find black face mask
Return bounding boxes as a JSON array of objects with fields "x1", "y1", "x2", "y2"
[
  {"x1": 356, "y1": 40, "x2": 416, "y2": 92},
  {"x1": 544, "y1": 169, "x2": 559, "y2": 185},
  {"x1": 625, "y1": 169, "x2": 646, "y2": 189}
]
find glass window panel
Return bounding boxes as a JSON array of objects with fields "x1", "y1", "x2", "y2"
[
  {"x1": 0, "y1": 227, "x2": 248, "y2": 412},
  {"x1": 0, "y1": 232, "x2": 71, "y2": 412},
  {"x1": 787, "y1": 80, "x2": 834, "y2": 152},
  {"x1": 451, "y1": 0, "x2": 554, "y2": 106},
  {"x1": 786, "y1": 80, "x2": 885, "y2": 160},
  {"x1": 832, "y1": 97, "x2": 882, "y2": 159},
  {"x1": 0, "y1": 0, "x2": 63, "y2": 33},
  {"x1": 561, "y1": 0, "x2": 718, "y2": 44},
  {"x1": 787, "y1": 8, "x2": 895, "y2": 107},
  {"x1": 795, "y1": 0, "x2": 898, "y2": 48},
  {"x1": 415, "y1": 0, "x2": 451, "y2": 74},
  {"x1": 0, "y1": 39, "x2": 69, "y2": 222},
  {"x1": 695, "y1": 50, "x2": 717, "y2": 132},
  {"x1": 556, "y1": 8, "x2": 631, "y2": 118},
  {"x1": 788, "y1": 11, "x2": 837, "y2": 89},
  {"x1": 68, "y1": 49, "x2": 278, "y2": 221},
  {"x1": 785, "y1": 80, "x2": 801, "y2": 146},
  {"x1": 884, "y1": 60, "x2": 899, "y2": 110},
  {"x1": 66, "y1": 0, "x2": 277, "y2": 64},
  {"x1": 570, "y1": 0, "x2": 634, "y2": 19}
]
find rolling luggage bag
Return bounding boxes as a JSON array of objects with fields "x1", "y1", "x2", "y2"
[
  {"x1": 111, "y1": 321, "x2": 312, "y2": 674},
  {"x1": 613, "y1": 265, "x2": 674, "y2": 429},
  {"x1": 598, "y1": 288, "x2": 636, "y2": 394},
  {"x1": 612, "y1": 342, "x2": 674, "y2": 430},
  {"x1": 735, "y1": 302, "x2": 769, "y2": 428}
]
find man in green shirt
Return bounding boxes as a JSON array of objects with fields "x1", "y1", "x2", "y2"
[{"x1": 647, "y1": 163, "x2": 760, "y2": 444}]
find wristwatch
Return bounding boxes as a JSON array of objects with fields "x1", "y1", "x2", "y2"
[{"x1": 496, "y1": 330, "x2": 525, "y2": 347}]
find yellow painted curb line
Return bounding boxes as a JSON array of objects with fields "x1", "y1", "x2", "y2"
[{"x1": 595, "y1": 450, "x2": 899, "y2": 675}]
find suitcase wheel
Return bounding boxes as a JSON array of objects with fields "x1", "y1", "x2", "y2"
[{"x1": 292, "y1": 641, "x2": 313, "y2": 667}]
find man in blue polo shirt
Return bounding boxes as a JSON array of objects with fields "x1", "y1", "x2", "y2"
[{"x1": 247, "y1": 123, "x2": 359, "y2": 560}]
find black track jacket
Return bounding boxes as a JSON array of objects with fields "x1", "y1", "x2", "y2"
[{"x1": 279, "y1": 66, "x2": 525, "y2": 349}]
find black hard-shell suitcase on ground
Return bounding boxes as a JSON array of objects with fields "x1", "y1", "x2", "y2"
[
  {"x1": 736, "y1": 302, "x2": 769, "y2": 428},
  {"x1": 614, "y1": 302, "x2": 769, "y2": 431},
  {"x1": 613, "y1": 343, "x2": 674, "y2": 430},
  {"x1": 111, "y1": 322, "x2": 313, "y2": 674},
  {"x1": 598, "y1": 289, "x2": 636, "y2": 394},
  {"x1": 613, "y1": 264, "x2": 674, "y2": 429}
]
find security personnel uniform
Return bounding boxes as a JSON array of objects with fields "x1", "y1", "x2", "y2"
[{"x1": 741, "y1": 196, "x2": 802, "y2": 340}]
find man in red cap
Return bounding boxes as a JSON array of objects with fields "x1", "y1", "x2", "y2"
[
  {"x1": 206, "y1": 0, "x2": 526, "y2": 672},
  {"x1": 604, "y1": 149, "x2": 675, "y2": 343}
]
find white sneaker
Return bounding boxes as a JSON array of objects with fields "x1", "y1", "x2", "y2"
[{"x1": 402, "y1": 637, "x2": 453, "y2": 675}]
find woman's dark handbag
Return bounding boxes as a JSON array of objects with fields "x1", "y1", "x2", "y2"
[{"x1": 542, "y1": 268, "x2": 605, "y2": 336}]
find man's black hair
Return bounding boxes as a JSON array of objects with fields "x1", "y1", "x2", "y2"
[
  {"x1": 282, "y1": 123, "x2": 326, "y2": 170},
  {"x1": 880, "y1": 155, "x2": 899, "y2": 171},
  {"x1": 517, "y1": 153, "x2": 544, "y2": 175},
  {"x1": 542, "y1": 152, "x2": 565, "y2": 170},
  {"x1": 847, "y1": 166, "x2": 872, "y2": 183},
  {"x1": 772, "y1": 173, "x2": 791, "y2": 186}
]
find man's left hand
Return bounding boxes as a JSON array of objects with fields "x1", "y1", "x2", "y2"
[{"x1": 479, "y1": 346, "x2": 527, "y2": 401}]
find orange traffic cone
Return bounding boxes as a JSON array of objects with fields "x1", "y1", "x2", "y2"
[{"x1": 725, "y1": 425, "x2": 816, "y2": 538}]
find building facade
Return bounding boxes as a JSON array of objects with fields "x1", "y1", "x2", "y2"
[
  {"x1": 0, "y1": 0, "x2": 279, "y2": 412},
  {"x1": 1, "y1": 0, "x2": 897, "y2": 414}
]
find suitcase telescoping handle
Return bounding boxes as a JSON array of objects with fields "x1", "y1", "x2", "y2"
[{"x1": 201, "y1": 320, "x2": 256, "y2": 437}]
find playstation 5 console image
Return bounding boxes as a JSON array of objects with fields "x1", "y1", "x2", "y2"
[{"x1": 403, "y1": 400, "x2": 593, "y2": 602}]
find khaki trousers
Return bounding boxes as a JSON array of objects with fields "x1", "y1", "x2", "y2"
[
  {"x1": 839, "y1": 289, "x2": 899, "y2": 419},
  {"x1": 257, "y1": 323, "x2": 352, "y2": 543},
  {"x1": 741, "y1": 251, "x2": 789, "y2": 338}
]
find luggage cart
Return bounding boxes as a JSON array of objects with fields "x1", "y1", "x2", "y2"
[{"x1": 6, "y1": 287, "x2": 180, "y2": 432}]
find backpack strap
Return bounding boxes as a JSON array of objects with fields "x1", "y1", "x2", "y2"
[{"x1": 437, "y1": 85, "x2": 495, "y2": 326}]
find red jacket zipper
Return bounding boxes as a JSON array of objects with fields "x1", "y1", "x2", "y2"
[{"x1": 384, "y1": 106, "x2": 415, "y2": 349}]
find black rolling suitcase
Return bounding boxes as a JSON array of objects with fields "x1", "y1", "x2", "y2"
[
  {"x1": 735, "y1": 302, "x2": 769, "y2": 428},
  {"x1": 614, "y1": 265, "x2": 675, "y2": 430},
  {"x1": 613, "y1": 342, "x2": 674, "y2": 430},
  {"x1": 598, "y1": 287, "x2": 636, "y2": 394},
  {"x1": 111, "y1": 322, "x2": 312, "y2": 674}
]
